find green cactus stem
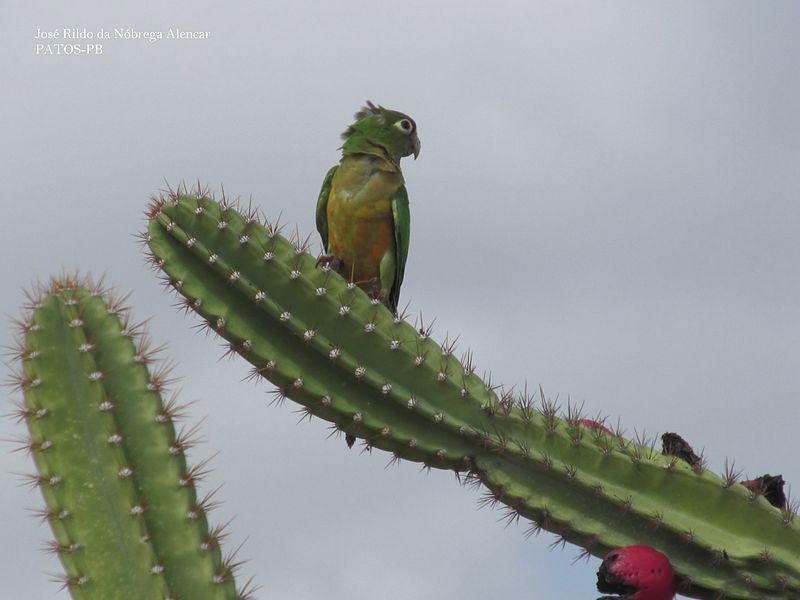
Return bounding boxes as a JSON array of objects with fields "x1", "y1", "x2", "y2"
[
  {"x1": 145, "y1": 191, "x2": 800, "y2": 600},
  {"x1": 9, "y1": 274, "x2": 254, "y2": 600}
]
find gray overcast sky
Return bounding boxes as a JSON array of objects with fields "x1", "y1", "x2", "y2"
[{"x1": 2, "y1": 2, "x2": 799, "y2": 598}]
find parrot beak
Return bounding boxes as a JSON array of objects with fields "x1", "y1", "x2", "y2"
[{"x1": 411, "y1": 133, "x2": 421, "y2": 160}]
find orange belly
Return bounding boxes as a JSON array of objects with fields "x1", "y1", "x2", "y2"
[
  {"x1": 327, "y1": 207, "x2": 394, "y2": 283},
  {"x1": 325, "y1": 155, "x2": 401, "y2": 284}
]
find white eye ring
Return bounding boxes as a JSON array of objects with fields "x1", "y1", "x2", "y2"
[{"x1": 394, "y1": 119, "x2": 413, "y2": 134}]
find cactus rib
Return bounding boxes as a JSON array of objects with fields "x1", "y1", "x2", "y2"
[{"x1": 146, "y1": 192, "x2": 800, "y2": 600}]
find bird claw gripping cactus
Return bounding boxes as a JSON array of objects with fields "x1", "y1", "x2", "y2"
[
  {"x1": 9, "y1": 275, "x2": 255, "y2": 600},
  {"x1": 145, "y1": 191, "x2": 800, "y2": 600}
]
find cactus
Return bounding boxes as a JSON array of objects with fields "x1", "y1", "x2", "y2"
[
  {"x1": 9, "y1": 274, "x2": 254, "y2": 600},
  {"x1": 144, "y1": 191, "x2": 800, "y2": 600}
]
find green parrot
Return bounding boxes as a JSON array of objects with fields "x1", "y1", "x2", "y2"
[
  {"x1": 316, "y1": 101, "x2": 420, "y2": 316},
  {"x1": 316, "y1": 101, "x2": 420, "y2": 449}
]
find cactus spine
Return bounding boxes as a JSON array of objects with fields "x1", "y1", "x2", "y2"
[
  {"x1": 146, "y1": 192, "x2": 800, "y2": 600},
  {"x1": 10, "y1": 275, "x2": 252, "y2": 600}
]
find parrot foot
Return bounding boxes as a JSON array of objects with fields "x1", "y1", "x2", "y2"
[
  {"x1": 315, "y1": 253, "x2": 342, "y2": 272},
  {"x1": 359, "y1": 277, "x2": 386, "y2": 304},
  {"x1": 336, "y1": 275, "x2": 388, "y2": 306},
  {"x1": 367, "y1": 289, "x2": 386, "y2": 304}
]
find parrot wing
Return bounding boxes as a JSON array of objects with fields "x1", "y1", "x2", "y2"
[
  {"x1": 315, "y1": 165, "x2": 338, "y2": 251},
  {"x1": 389, "y1": 184, "x2": 410, "y2": 312}
]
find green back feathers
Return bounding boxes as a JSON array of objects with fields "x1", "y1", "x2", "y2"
[
  {"x1": 389, "y1": 185, "x2": 411, "y2": 313},
  {"x1": 341, "y1": 101, "x2": 421, "y2": 165},
  {"x1": 315, "y1": 165, "x2": 337, "y2": 251}
]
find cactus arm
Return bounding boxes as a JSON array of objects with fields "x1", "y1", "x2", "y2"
[
  {"x1": 21, "y1": 290, "x2": 164, "y2": 598},
  {"x1": 14, "y1": 277, "x2": 249, "y2": 599},
  {"x1": 146, "y1": 193, "x2": 800, "y2": 600}
]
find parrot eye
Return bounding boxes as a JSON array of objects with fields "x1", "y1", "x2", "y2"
[{"x1": 395, "y1": 119, "x2": 413, "y2": 134}]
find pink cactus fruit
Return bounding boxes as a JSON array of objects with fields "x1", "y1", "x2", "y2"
[
  {"x1": 577, "y1": 418, "x2": 615, "y2": 436},
  {"x1": 596, "y1": 545, "x2": 677, "y2": 600}
]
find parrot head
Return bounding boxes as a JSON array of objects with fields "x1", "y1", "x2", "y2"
[{"x1": 341, "y1": 101, "x2": 421, "y2": 163}]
